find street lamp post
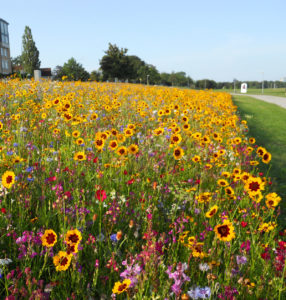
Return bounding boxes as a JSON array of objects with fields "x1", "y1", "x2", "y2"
[
  {"x1": 262, "y1": 72, "x2": 264, "y2": 94},
  {"x1": 147, "y1": 75, "x2": 150, "y2": 85}
]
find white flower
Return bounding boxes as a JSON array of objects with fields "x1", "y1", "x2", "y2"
[{"x1": 199, "y1": 263, "x2": 210, "y2": 272}]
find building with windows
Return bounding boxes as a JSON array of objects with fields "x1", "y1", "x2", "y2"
[{"x1": 0, "y1": 18, "x2": 12, "y2": 75}]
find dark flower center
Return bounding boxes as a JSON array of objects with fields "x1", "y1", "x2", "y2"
[
  {"x1": 249, "y1": 182, "x2": 260, "y2": 191},
  {"x1": 175, "y1": 150, "x2": 181, "y2": 156},
  {"x1": 60, "y1": 257, "x2": 68, "y2": 266},
  {"x1": 118, "y1": 283, "x2": 127, "y2": 292},
  {"x1": 6, "y1": 175, "x2": 13, "y2": 184},
  {"x1": 217, "y1": 225, "x2": 230, "y2": 237},
  {"x1": 68, "y1": 233, "x2": 79, "y2": 244},
  {"x1": 46, "y1": 233, "x2": 56, "y2": 244}
]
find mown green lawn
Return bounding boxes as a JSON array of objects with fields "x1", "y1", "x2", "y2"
[
  {"x1": 232, "y1": 95, "x2": 286, "y2": 224},
  {"x1": 217, "y1": 88, "x2": 286, "y2": 97}
]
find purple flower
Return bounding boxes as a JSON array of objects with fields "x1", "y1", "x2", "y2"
[
  {"x1": 236, "y1": 255, "x2": 247, "y2": 265},
  {"x1": 188, "y1": 286, "x2": 211, "y2": 299},
  {"x1": 120, "y1": 259, "x2": 142, "y2": 288},
  {"x1": 166, "y1": 262, "x2": 190, "y2": 296}
]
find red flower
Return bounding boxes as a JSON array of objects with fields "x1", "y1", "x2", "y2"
[
  {"x1": 127, "y1": 178, "x2": 135, "y2": 185},
  {"x1": 261, "y1": 251, "x2": 271, "y2": 260},
  {"x1": 96, "y1": 189, "x2": 106, "y2": 202},
  {"x1": 47, "y1": 176, "x2": 57, "y2": 182},
  {"x1": 1, "y1": 207, "x2": 6, "y2": 214},
  {"x1": 241, "y1": 221, "x2": 248, "y2": 228},
  {"x1": 124, "y1": 170, "x2": 128, "y2": 175},
  {"x1": 93, "y1": 157, "x2": 98, "y2": 163}
]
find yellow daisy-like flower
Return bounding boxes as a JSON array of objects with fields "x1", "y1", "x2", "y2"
[
  {"x1": 72, "y1": 130, "x2": 80, "y2": 138},
  {"x1": 196, "y1": 192, "x2": 212, "y2": 203},
  {"x1": 2, "y1": 171, "x2": 16, "y2": 189},
  {"x1": 153, "y1": 127, "x2": 164, "y2": 136},
  {"x1": 116, "y1": 146, "x2": 128, "y2": 156},
  {"x1": 53, "y1": 251, "x2": 72, "y2": 272},
  {"x1": 41, "y1": 229, "x2": 57, "y2": 248},
  {"x1": 94, "y1": 138, "x2": 105, "y2": 150},
  {"x1": 217, "y1": 179, "x2": 229, "y2": 187},
  {"x1": 73, "y1": 151, "x2": 86, "y2": 161},
  {"x1": 192, "y1": 155, "x2": 201, "y2": 163},
  {"x1": 244, "y1": 176, "x2": 265, "y2": 196},
  {"x1": 265, "y1": 193, "x2": 281, "y2": 209},
  {"x1": 256, "y1": 147, "x2": 266, "y2": 157},
  {"x1": 76, "y1": 138, "x2": 84, "y2": 145},
  {"x1": 112, "y1": 279, "x2": 131, "y2": 294},
  {"x1": 205, "y1": 205, "x2": 218, "y2": 218},
  {"x1": 109, "y1": 140, "x2": 118, "y2": 151},
  {"x1": 128, "y1": 144, "x2": 139, "y2": 155},
  {"x1": 170, "y1": 133, "x2": 182, "y2": 145},
  {"x1": 65, "y1": 229, "x2": 82, "y2": 246},
  {"x1": 249, "y1": 137, "x2": 256, "y2": 144},
  {"x1": 173, "y1": 147, "x2": 184, "y2": 160},
  {"x1": 262, "y1": 152, "x2": 271, "y2": 164},
  {"x1": 214, "y1": 220, "x2": 235, "y2": 242}
]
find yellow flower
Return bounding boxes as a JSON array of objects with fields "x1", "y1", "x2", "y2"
[
  {"x1": 244, "y1": 176, "x2": 265, "y2": 196},
  {"x1": 65, "y1": 229, "x2": 82, "y2": 246},
  {"x1": 173, "y1": 146, "x2": 184, "y2": 160},
  {"x1": 262, "y1": 152, "x2": 271, "y2": 164},
  {"x1": 41, "y1": 229, "x2": 57, "y2": 247},
  {"x1": 265, "y1": 193, "x2": 281, "y2": 208},
  {"x1": 74, "y1": 151, "x2": 86, "y2": 161},
  {"x1": 116, "y1": 146, "x2": 128, "y2": 156},
  {"x1": 217, "y1": 179, "x2": 229, "y2": 187},
  {"x1": 214, "y1": 220, "x2": 235, "y2": 242},
  {"x1": 128, "y1": 144, "x2": 139, "y2": 155},
  {"x1": 205, "y1": 205, "x2": 218, "y2": 218},
  {"x1": 192, "y1": 155, "x2": 201, "y2": 163},
  {"x1": 53, "y1": 251, "x2": 72, "y2": 271},
  {"x1": 112, "y1": 279, "x2": 131, "y2": 294},
  {"x1": 2, "y1": 171, "x2": 16, "y2": 189}
]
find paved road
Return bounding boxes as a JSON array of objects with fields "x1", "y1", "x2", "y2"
[{"x1": 231, "y1": 93, "x2": 286, "y2": 109}]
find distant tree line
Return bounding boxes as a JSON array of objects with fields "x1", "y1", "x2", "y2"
[
  {"x1": 51, "y1": 43, "x2": 286, "y2": 89},
  {"x1": 9, "y1": 32, "x2": 286, "y2": 89},
  {"x1": 51, "y1": 43, "x2": 194, "y2": 87}
]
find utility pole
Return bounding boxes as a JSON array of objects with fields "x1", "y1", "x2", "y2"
[
  {"x1": 262, "y1": 72, "x2": 264, "y2": 94},
  {"x1": 147, "y1": 74, "x2": 150, "y2": 85}
]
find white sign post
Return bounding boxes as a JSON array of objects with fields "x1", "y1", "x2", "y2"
[{"x1": 241, "y1": 83, "x2": 247, "y2": 93}]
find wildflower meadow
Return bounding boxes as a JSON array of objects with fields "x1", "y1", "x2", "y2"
[{"x1": 0, "y1": 79, "x2": 285, "y2": 299}]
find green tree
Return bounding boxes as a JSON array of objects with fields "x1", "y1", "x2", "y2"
[
  {"x1": 100, "y1": 43, "x2": 130, "y2": 81},
  {"x1": 21, "y1": 26, "x2": 41, "y2": 75},
  {"x1": 11, "y1": 56, "x2": 22, "y2": 73},
  {"x1": 137, "y1": 64, "x2": 160, "y2": 85},
  {"x1": 90, "y1": 70, "x2": 103, "y2": 81},
  {"x1": 59, "y1": 58, "x2": 90, "y2": 81}
]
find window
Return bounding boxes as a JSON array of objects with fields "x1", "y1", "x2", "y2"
[
  {"x1": 0, "y1": 48, "x2": 8, "y2": 57},
  {"x1": 0, "y1": 21, "x2": 9, "y2": 46}
]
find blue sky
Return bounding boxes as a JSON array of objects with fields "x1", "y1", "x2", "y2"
[{"x1": 2, "y1": 0, "x2": 286, "y2": 81}]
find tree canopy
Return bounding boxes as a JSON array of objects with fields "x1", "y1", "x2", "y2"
[
  {"x1": 53, "y1": 58, "x2": 89, "y2": 81},
  {"x1": 21, "y1": 26, "x2": 41, "y2": 76}
]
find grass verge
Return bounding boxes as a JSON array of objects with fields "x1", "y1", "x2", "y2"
[{"x1": 233, "y1": 95, "x2": 286, "y2": 225}]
